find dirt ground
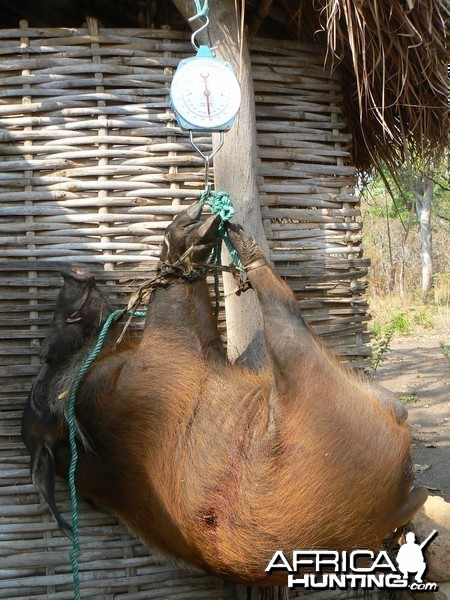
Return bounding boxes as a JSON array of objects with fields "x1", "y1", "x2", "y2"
[{"x1": 373, "y1": 321, "x2": 450, "y2": 501}]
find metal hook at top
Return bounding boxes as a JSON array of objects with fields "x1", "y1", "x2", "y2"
[
  {"x1": 189, "y1": 130, "x2": 224, "y2": 192},
  {"x1": 188, "y1": 12, "x2": 210, "y2": 52}
]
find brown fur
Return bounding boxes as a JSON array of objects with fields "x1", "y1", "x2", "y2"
[
  {"x1": 47, "y1": 267, "x2": 425, "y2": 586},
  {"x1": 28, "y1": 213, "x2": 425, "y2": 586}
]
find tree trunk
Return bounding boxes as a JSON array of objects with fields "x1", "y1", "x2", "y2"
[
  {"x1": 398, "y1": 253, "x2": 405, "y2": 298},
  {"x1": 414, "y1": 175, "x2": 434, "y2": 299},
  {"x1": 171, "y1": 3, "x2": 284, "y2": 598},
  {"x1": 384, "y1": 194, "x2": 396, "y2": 292},
  {"x1": 171, "y1": 0, "x2": 269, "y2": 369}
]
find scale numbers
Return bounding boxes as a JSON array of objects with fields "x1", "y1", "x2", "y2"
[{"x1": 171, "y1": 56, "x2": 241, "y2": 130}]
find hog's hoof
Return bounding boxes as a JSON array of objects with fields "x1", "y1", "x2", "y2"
[
  {"x1": 226, "y1": 222, "x2": 266, "y2": 268},
  {"x1": 160, "y1": 203, "x2": 221, "y2": 266}
]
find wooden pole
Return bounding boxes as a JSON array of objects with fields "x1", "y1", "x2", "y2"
[{"x1": 171, "y1": 0, "x2": 270, "y2": 369}]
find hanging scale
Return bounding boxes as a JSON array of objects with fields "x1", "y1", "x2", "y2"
[{"x1": 170, "y1": 3, "x2": 241, "y2": 192}]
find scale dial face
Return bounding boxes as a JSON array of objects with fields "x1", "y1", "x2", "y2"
[{"x1": 171, "y1": 57, "x2": 241, "y2": 130}]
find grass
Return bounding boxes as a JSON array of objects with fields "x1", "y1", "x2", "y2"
[
  {"x1": 397, "y1": 393, "x2": 420, "y2": 404},
  {"x1": 370, "y1": 328, "x2": 394, "y2": 372},
  {"x1": 369, "y1": 297, "x2": 412, "y2": 372},
  {"x1": 368, "y1": 294, "x2": 449, "y2": 373},
  {"x1": 440, "y1": 341, "x2": 450, "y2": 359},
  {"x1": 370, "y1": 295, "x2": 442, "y2": 337},
  {"x1": 411, "y1": 306, "x2": 435, "y2": 329}
]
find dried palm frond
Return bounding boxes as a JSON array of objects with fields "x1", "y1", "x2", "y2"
[{"x1": 282, "y1": 0, "x2": 449, "y2": 172}]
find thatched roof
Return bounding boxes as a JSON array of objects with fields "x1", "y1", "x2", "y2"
[
  {"x1": 250, "y1": 0, "x2": 449, "y2": 172},
  {"x1": 1, "y1": 0, "x2": 448, "y2": 172}
]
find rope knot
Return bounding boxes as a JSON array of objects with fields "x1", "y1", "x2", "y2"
[
  {"x1": 200, "y1": 189, "x2": 243, "y2": 270},
  {"x1": 210, "y1": 191, "x2": 235, "y2": 222},
  {"x1": 201, "y1": 190, "x2": 235, "y2": 222}
]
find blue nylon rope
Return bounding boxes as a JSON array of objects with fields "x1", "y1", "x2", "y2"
[
  {"x1": 67, "y1": 192, "x2": 241, "y2": 597},
  {"x1": 67, "y1": 309, "x2": 146, "y2": 599}
]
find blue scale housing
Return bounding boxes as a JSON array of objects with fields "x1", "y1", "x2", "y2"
[{"x1": 170, "y1": 45, "x2": 239, "y2": 132}]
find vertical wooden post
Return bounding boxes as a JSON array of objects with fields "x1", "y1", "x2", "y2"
[
  {"x1": 171, "y1": 0, "x2": 269, "y2": 369},
  {"x1": 208, "y1": 0, "x2": 270, "y2": 368}
]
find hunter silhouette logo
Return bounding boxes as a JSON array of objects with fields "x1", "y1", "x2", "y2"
[
  {"x1": 396, "y1": 530, "x2": 437, "y2": 583},
  {"x1": 266, "y1": 530, "x2": 440, "y2": 592}
]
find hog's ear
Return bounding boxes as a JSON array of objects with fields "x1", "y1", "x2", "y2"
[
  {"x1": 65, "y1": 305, "x2": 90, "y2": 324},
  {"x1": 25, "y1": 363, "x2": 52, "y2": 411},
  {"x1": 59, "y1": 267, "x2": 95, "y2": 324},
  {"x1": 159, "y1": 201, "x2": 204, "y2": 263},
  {"x1": 30, "y1": 442, "x2": 73, "y2": 539},
  {"x1": 367, "y1": 382, "x2": 408, "y2": 424}
]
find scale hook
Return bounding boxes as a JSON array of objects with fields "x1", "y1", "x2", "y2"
[
  {"x1": 188, "y1": 12, "x2": 210, "y2": 52},
  {"x1": 189, "y1": 131, "x2": 224, "y2": 192}
]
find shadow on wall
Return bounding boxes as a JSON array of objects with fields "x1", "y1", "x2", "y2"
[
  {"x1": 0, "y1": 0, "x2": 178, "y2": 28},
  {"x1": 0, "y1": 18, "x2": 237, "y2": 600}
]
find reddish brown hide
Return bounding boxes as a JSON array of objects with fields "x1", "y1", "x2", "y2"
[{"x1": 23, "y1": 204, "x2": 427, "y2": 586}]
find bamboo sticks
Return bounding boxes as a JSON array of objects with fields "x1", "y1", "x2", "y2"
[{"x1": 0, "y1": 23, "x2": 370, "y2": 599}]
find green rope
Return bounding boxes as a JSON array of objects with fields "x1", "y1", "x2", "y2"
[
  {"x1": 209, "y1": 243, "x2": 222, "y2": 318},
  {"x1": 67, "y1": 309, "x2": 146, "y2": 600},
  {"x1": 66, "y1": 189, "x2": 240, "y2": 598},
  {"x1": 192, "y1": 0, "x2": 209, "y2": 17},
  {"x1": 67, "y1": 192, "x2": 240, "y2": 599},
  {"x1": 199, "y1": 189, "x2": 244, "y2": 319},
  {"x1": 66, "y1": 189, "x2": 240, "y2": 597},
  {"x1": 200, "y1": 189, "x2": 244, "y2": 270}
]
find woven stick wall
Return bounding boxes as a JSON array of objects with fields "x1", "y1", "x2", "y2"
[
  {"x1": 252, "y1": 38, "x2": 369, "y2": 365},
  {"x1": 0, "y1": 21, "x2": 368, "y2": 599}
]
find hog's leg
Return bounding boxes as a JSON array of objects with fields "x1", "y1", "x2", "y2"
[
  {"x1": 144, "y1": 280, "x2": 226, "y2": 360},
  {"x1": 191, "y1": 280, "x2": 226, "y2": 361},
  {"x1": 226, "y1": 229, "x2": 412, "y2": 419},
  {"x1": 227, "y1": 223, "x2": 429, "y2": 527},
  {"x1": 144, "y1": 203, "x2": 226, "y2": 361},
  {"x1": 226, "y1": 223, "x2": 319, "y2": 383}
]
